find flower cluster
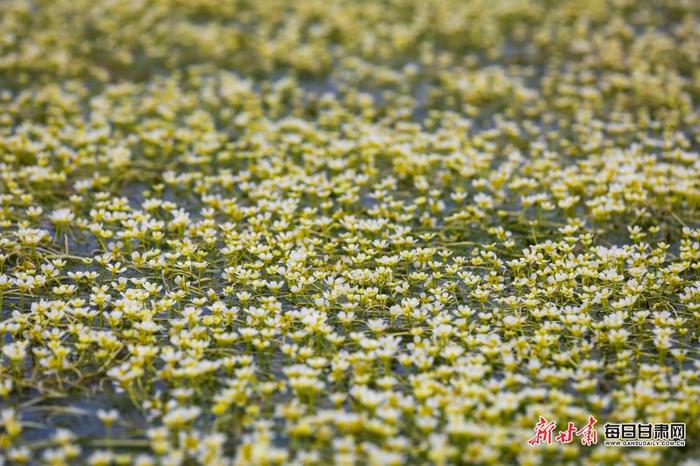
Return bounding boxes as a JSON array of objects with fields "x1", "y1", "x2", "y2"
[{"x1": 1, "y1": 0, "x2": 700, "y2": 465}]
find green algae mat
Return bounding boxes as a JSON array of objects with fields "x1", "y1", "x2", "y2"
[{"x1": 1, "y1": 0, "x2": 700, "y2": 465}]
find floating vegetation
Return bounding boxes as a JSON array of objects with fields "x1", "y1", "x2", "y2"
[{"x1": 1, "y1": 0, "x2": 699, "y2": 465}]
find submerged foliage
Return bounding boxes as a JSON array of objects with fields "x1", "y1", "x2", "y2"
[{"x1": 1, "y1": 0, "x2": 700, "y2": 464}]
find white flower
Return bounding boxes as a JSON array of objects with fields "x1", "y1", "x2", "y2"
[{"x1": 50, "y1": 208, "x2": 75, "y2": 225}]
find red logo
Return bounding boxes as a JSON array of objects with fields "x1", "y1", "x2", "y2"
[{"x1": 529, "y1": 415, "x2": 598, "y2": 446}]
